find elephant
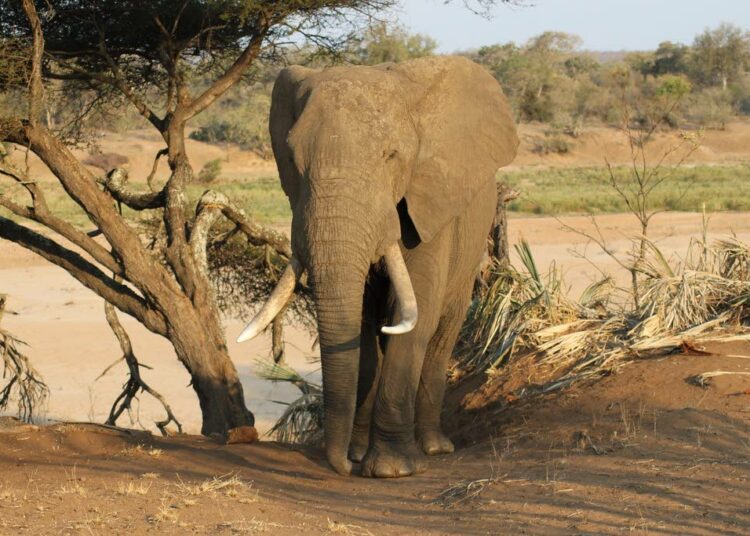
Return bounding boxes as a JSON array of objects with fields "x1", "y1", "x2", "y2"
[{"x1": 238, "y1": 55, "x2": 518, "y2": 477}]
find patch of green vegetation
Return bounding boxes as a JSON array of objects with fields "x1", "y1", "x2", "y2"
[
  {"x1": 3, "y1": 165, "x2": 748, "y2": 233},
  {"x1": 0, "y1": 176, "x2": 291, "y2": 230},
  {"x1": 501, "y1": 164, "x2": 750, "y2": 214}
]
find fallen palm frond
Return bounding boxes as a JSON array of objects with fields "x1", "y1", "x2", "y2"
[
  {"x1": 0, "y1": 295, "x2": 48, "y2": 422},
  {"x1": 689, "y1": 370, "x2": 750, "y2": 387},
  {"x1": 453, "y1": 235, "x2": 750, "y2": 405}
]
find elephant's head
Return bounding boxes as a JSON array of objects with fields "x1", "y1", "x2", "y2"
[{"x1": 238, "y1": 56, "x2": 518, "y2": 475}]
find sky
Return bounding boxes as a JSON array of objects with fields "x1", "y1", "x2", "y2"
[{"x1": 392, "y1": 0, "x2": 750, "y2": 52}]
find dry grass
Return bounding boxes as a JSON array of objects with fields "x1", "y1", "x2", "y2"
[
  {"x1": 326, "y1": 519, "x2": 374, "y2": 535},
  {"x1": 116, "y1": 480, "x2": 152, "y2": 496},
  {"x1": 118, "y1": 444, "x2": 164, "y2": 458},
  {"x1": 452, "y1": 235, "x2": 750, "y2": 402},
  {"x1": 174, "y1": 473, "x2": 253, "y2": 499}
]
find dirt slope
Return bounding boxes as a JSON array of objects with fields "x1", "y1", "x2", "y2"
[{"x1": 1, "y1": 346, "x2": 748, "y2": 535}]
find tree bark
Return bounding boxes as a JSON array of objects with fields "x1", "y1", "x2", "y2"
[
  {"x1": 491, "y1": 182, "x2": 520, "y2": 266},
  {"x1": 164, "y1": 298, "x2": 254, "y2": 436}
]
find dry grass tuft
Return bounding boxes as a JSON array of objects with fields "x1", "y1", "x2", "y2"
[
  {"x1": 452, "y1": 236, "x2": 750, "y2": 404},
  {"x1": 174, "y1": 473, "x2": 253, "y2": 498},
  {"x1": 326, "y1": 518, "x2": 374, "y2": 535},
  {"x1": 118, "y1": 444, "x2": 163, "y2": 458},
  {"x1": 432, "y1": 470, "x2": 508, "y2": 509},
  {"x1": 116, "y1": 480, "x2": 152, "y2": 496}
]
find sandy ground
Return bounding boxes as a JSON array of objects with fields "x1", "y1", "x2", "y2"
[
  {"x1": 2, "y1": 211, "x2": 750, "y2": 437},
  {"x1": 0, "y1": 348, "x2": 748, "y2": 534},
  {"x1": 1, "y1": 125, "x2": 749, "y2": 533}
]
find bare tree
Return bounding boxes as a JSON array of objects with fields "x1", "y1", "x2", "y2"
[{"x1": 560, "y1": 75, "x2": 699, "y2": 307}]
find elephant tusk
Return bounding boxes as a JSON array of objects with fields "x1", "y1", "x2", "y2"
[
  {"x1": 237, "y1": 256, "x2": 302, "y2": 343},
  {"x1": 381, "y1": 242, "x2": 418, "y2": 335}
]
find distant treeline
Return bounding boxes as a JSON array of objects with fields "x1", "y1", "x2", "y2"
[
  {"x1": 4, "y1": 21, "x2": 747, "y2": 157},
  {"x1": 188, "y1": 22, "x2": 750, "y2": 158}
]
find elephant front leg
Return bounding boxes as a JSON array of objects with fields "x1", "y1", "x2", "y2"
[
  {"x1": 415, "y1": 293, "x2": 472, "y2": 456},
  {"x1": 360, "y1": 327, "x2": 432, "y2": 478}
]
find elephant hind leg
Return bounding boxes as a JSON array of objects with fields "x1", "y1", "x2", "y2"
[{"x1": 416, "y1": 290, "x2": 473, "y2": 456}]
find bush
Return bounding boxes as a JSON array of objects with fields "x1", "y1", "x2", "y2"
[
  {"x1": 197, "y1": 158, "x2": 222, "y2": 184},
  {"x1": 531, "y1": 134, "x2": 571, "y2": 155},
  {"x1": 190, "y1": 89, "x2": 273, "y2": 159},
  {"x1": 190, "y1": 120, "x2": 273, "y2": 160},
  {"x1": 685, "y1": 89, "x2": 734, "y2": 129}
]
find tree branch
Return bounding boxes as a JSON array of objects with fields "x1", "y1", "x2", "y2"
[
  {"x1": 192, "y1": 190, "x2": 292, "y2": 260},
  {"x1": 2, "y1": 122, "x2": 183, "y2": 307},
  {"x1": 21, "y1": 0, "x2": 44, "y2": 125},
  {"x1": 102, "y1": 296, "x2": 182, "y2": 435},
  {"x1": 0, "y1": 156, "x2": 122, "y2": 274},
  {"x1": 99, "y1": 168, "x2": 166, "y2": 210},
  {"x1": 181, "y1": 29, "x2": 267, "y2": 122},
  {"x1": 0, "y1": 216, "x2": 167, "y2": 336}
]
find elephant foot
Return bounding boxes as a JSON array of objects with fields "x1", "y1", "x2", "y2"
[
  {"x1": 418, "y1": 429, "x2": 455, "y2": 456},
  {"x1": 360, "y1": 441, "x2": 427, "y2": 478},
  {"x1": 348, "y1": 441, "x2": 368, "y2": 463},
  {"x1": 326, "y1": 451, "x2": 353, "y2": 476}
]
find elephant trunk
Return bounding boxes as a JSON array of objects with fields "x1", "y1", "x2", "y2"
[{"x1": 309, "y1": 240, "x2": 369, "y2": 476}]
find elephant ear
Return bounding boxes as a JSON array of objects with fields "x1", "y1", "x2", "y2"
[
  {"x1": 392, "y1": 56, "x2": 519, "y2": 243},
  {"x1": 269, "y1": 66, "x2": 315, "y2": 206}
]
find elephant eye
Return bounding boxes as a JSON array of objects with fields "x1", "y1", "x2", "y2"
[{"x1": 384, "y1": 149, "x2": 398, "y2": 161}]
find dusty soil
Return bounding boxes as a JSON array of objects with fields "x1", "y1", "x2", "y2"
[{"x1": 0, "y1": 346, "x2": 748, "y2": 535}]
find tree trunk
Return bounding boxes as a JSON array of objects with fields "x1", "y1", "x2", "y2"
[
  {"x1": 490, "y1": 182, "x2": 520, "y2": 265},
  {"x1": 165, "y1": 299, "x2": 254, "y2": 437},
  {"x1": 476, "y1": 182, "x2": 520, "y2": 295}
]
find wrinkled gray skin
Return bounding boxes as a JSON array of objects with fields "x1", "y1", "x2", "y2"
[{"x1": 270, "y1": 56, "x2": 518, "y2": 477}]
